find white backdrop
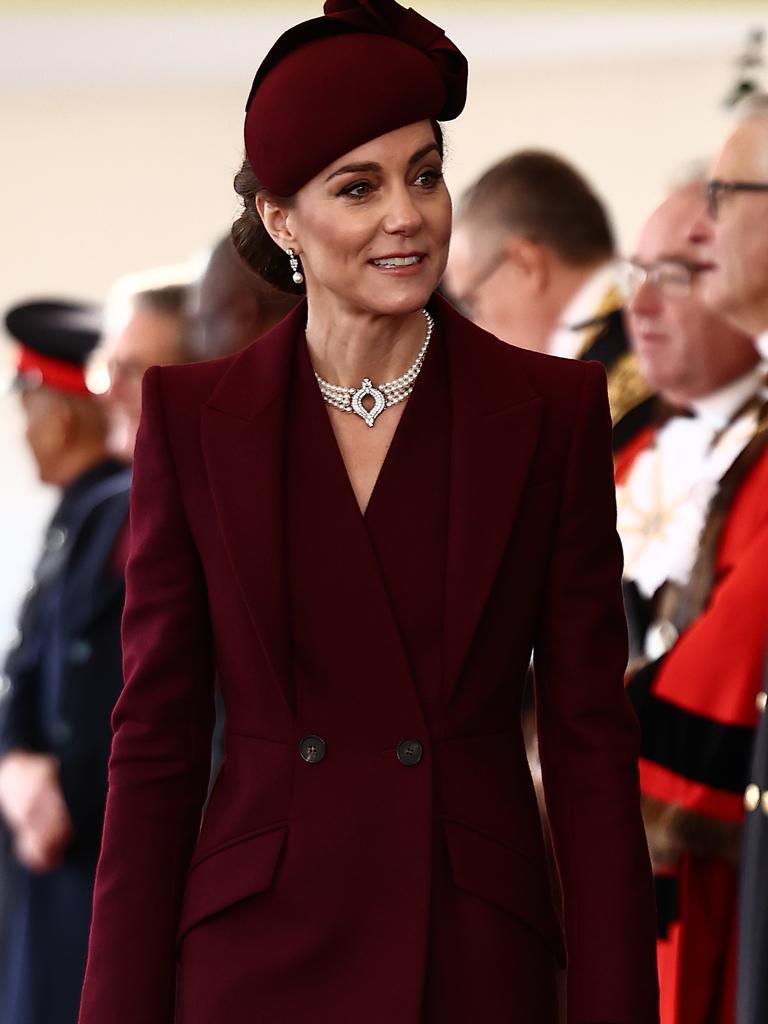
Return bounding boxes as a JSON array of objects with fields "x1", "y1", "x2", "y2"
[{"x1": 1, "y1": 1, "x2": 766, "y2": 644}]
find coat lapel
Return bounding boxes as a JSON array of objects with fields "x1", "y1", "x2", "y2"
[
  {"x1": 201, "y1": 304, "x2": 304, "y2": 710},
  {"x1": 437, "y1": 297, "x2": 544, "y2": 700}
]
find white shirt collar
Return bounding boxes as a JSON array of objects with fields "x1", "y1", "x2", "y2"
[
  {"x1": 756, "y1": 330, "x2": 768, "y2": 360},
  {"x1": 690, "y1": 362, "x2": 767, "y2": 430},
  {"x1": 548, "y1": 261, "x2": 619, "y2": 360}
]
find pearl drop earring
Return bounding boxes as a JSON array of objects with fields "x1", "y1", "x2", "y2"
[{"x1": 286, "y1": 248, "x2": 304, "y2": 285}]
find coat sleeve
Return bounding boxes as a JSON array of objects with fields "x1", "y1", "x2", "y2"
[
  {"x1": 79, "y1": 367, "x2": 216, "y2": 1024},
  {"x1": 0, "y1": 657, "x2": 40, "y2": 757},
  {"x1": 0, "y1": 587, "x2": 48, "y2": 755},
  {"x1": 533, "y1": 361, "x2": 659, "y2": 1024}
]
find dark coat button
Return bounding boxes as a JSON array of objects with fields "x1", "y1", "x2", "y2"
[
  {"x1": 67, "y1": 639, "x2": 93, "y2": 665},
  {"x1": 47, "y1": 526, "x2": 68, "y2": 552},
  {"x1": 299, "y1": 735, "x2": 327, "y2": 764},
  {"x1": 51, "y1": 720, "x2": 73, "y2": 745},
  {"x1": 396, "y1": 739, "x2": 423, "y2": 766}
]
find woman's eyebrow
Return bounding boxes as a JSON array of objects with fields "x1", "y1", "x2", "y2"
[
  {"x1": 325, "y1": 144, "x2": 441, "y2": 182},
  {"x1": 326, "y1": 161, "x2": 380, "y2": 181},
  {"x1": 408, "y1": 143, "x2": 440, "y2": 165}
]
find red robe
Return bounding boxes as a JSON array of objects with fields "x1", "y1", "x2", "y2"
[{"x1": 620, "y1": 420, "x2": 768, "y2": 1024}]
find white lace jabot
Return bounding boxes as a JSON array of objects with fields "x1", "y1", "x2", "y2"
[{"x1": 617, "y1": 364, "x2": 766, "y2": 600}]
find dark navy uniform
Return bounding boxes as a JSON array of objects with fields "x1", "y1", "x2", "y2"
[
  {"x1": 0, "y1": 299, "x2": 130, "y2": 1024},
  {"x1": 0, "y1": 460, "x2": 129, "y2": 1024},
  {"x1": 737, "y1": 662, "x2": 768, "y2": 1024}
]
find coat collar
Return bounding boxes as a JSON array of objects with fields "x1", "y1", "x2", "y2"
[
  {"x1": 436, "y1": 296, "x2": 543, "y2": 698},
  {"x1": 201, "y1": 304, "x2": 304, "y2": 709},
  {"x1": 200, "y1": 296, "x2": 544, "y2": 709}
]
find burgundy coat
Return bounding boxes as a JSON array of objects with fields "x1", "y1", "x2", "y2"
[{"x1": 79, "y1": 296, "x2": 659, "y2": 1023}]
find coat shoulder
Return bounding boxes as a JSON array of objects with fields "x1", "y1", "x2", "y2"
[
  {"x1": 152, "y1": 351, "x2": 238, "y2": 409},
  {"x1": 435, "y1": 294, "x2": 597, "y2": 417}
]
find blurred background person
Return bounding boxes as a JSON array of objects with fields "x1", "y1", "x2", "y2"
[
  {"x1": 619, "y1": 178, "x2": 767, "y2": 1024},
  {"x1": 687, "y1": 93, "x2": 768, "y2": 1024},
  {"x1": 0, "y1": 270, "x2": 199, "y2": 1024},
  {"x1": 0, "y1": 299, "x2": 131, "y2": 1024},
  {"x1": 443, "y1": 149, "x2": 653, "y2": 451},
  {"x1": 88, "y1": 269, "x2": 197, "y2": 462},
  {"x1": 189, "y1": 234, "x2": 299, "y2": 360}
]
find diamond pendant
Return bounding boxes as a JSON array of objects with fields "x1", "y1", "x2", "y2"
[{"x1": 351, "y1": 378, "x2": 385, "y2": 428}]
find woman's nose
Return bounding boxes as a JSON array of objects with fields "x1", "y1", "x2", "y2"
[{"x1": 382, "y1": 186, "x2": 423, "y2": 234}]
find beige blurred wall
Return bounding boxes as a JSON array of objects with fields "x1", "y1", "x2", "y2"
[{"x1": 1, "y1": 1, "x2": 766, "y2": 640}]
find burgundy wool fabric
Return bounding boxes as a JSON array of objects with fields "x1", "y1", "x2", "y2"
[
  {"x1": 244, "y1": 0, "x2": 468, "y2": 195},
  {"x1": 78, "y1": 296, "x2": 660, "y2": 1023}
]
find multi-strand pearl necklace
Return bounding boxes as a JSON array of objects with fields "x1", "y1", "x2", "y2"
[{"x1": 313, "y1": 308, "x2": 434, "y2": 428}]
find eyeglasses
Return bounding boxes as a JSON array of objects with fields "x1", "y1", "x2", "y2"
[
  {"x1": 705, "y1": 179, "x2": 768, "y2": 220},
  {"x1": 617, "y1": 258, "x2": 708, "y2": 300}
]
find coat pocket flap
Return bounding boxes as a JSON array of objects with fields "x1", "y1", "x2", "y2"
[
  {"x1": 443, "y1": 818, "x2": 566, "y2": 966},
  {"x1": 177, "y1": 824, "x2": 287, "y2": 942}
]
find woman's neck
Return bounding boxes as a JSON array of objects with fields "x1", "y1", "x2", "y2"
[{"x1": 305, "y1": 298, "x2": 429, "y2": 387}]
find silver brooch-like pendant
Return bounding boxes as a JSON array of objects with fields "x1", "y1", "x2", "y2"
[{"x1": 351, "y1": 378, "x2": 386, "y2": 428}]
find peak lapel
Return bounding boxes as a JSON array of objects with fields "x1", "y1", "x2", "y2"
[
  {"x1": 201, "y1": 305, "x2": 305, "y2": 711},
  {"x1": 438, "y1": 298, "x2": 543, "y2": 701}
]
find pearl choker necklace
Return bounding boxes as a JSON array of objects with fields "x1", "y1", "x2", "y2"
[{"x1": 313, "y1": 308, "x2": 434, "y2": 428}]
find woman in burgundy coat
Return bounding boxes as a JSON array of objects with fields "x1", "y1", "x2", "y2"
[{"x1": 79, "y1": 2, "x2": 659, "y2": 1021}]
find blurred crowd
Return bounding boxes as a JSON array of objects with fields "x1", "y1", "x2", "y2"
[{"x1": 1, "y1": 88, "x2": 768, "y2": 1024}]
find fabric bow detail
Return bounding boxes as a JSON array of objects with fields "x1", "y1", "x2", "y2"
[{"x1": 322, "y1": 0, "x2": 467, "y2": 119}]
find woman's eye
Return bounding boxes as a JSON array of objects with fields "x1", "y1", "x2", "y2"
[
  {"x1": 414, "y1": 169, "x2": 444, "y2": 189},
  {"x1": 340, "y1": 180, "x2": 372, "y2": 198}
]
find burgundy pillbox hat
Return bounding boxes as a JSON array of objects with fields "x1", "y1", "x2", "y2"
[{"x1": 244, "y1": 0, "x2": 468, "y2": 196}]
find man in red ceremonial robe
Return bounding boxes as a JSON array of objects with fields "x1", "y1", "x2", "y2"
[
  {"x1": 618, "y1": 179, "x2": 767, "y2": 1024},
  {"x1": 687, "y1": 94, "x2": 768, "y2": 1024}
]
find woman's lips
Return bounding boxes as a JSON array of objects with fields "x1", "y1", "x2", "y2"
[{"x1": 368, "y1": 254, "x2": 427, "y2": 275}]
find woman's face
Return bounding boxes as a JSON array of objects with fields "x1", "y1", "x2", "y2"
[{"x1": 279, "y1": 120, "x2": 451, "y2": 317}]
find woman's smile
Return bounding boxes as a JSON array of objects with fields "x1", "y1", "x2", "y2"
[{"x1": 368, "y1": 252, "x2": 428, "y2": 275}]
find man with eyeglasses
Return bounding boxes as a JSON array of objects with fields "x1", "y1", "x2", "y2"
[
  {"x1": 443, "y1": 149, "x2": 653, "y2": 451},
  {"x1": 87, "y1": 270, "x2": 197, "y2": 463},
  {"x1": 687, "y1": 93, "x2": 768, "y2": 1024},
  {"x1": 618, "y1": 178, "x2": 767, "y2": 1024}
]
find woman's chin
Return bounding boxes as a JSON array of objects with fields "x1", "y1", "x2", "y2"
[{"x1": 360, "y1": 280, "x2": 439, "y2": 317}]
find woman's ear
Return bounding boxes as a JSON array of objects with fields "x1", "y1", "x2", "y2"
[{"x1": 256, "y1": 194, "x2": 298, "y2": 253}]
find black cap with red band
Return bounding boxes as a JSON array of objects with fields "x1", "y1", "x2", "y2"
[{"x1": 4, "y1": 300, "x2": 103, "y2": 396}]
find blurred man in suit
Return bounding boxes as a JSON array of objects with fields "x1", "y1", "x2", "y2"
[
  {"x1": 443, "y1": 149, "x2": 653, "y2": 450},
  {"x1": 687, "y1": 93, "x2": 768, "y2": 1024},
  {"x1": 620, "y1": 180, "x2": 766, "y2": 1024},
  {"x1": 0, "y1": 300, "x2": 131, "y2": 1024}
]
